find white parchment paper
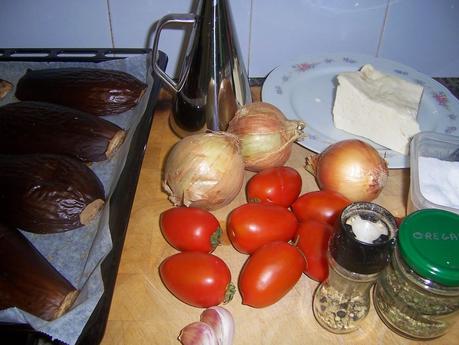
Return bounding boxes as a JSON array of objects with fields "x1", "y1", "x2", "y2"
[{"x1": 0, "y1": 52, "x2": 155, "y2": 345}]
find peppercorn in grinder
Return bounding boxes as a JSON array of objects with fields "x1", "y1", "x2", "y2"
[{"x1": 313, "y1": 202, "x2": 397, "y2": 333}]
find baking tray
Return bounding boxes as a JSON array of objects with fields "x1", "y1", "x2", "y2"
[{"x1": 0, "y1": 48, "x2": 168, "y2": 344}]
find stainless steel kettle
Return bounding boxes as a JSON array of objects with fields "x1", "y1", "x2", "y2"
[{"x1": 152, "y1": 0, "x2": 252, "y2": 137}]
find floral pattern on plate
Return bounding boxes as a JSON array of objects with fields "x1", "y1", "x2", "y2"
[{"x1": 262, "y1": 53, "x2": 459, "y2": 168}]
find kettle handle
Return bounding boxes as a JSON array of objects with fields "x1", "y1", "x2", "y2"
[{"x1": 152, "y1": 13, "x2": 197, "y2": 92}]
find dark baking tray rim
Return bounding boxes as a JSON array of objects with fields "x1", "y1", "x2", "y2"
[
  {"x1": 0, "y1": 48, "x2": 156, "y2": 62},
  {"x1": 0, "y1": 48, "x2": 168, "y2": 345}
]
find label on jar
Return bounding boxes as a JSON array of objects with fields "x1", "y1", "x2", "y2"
[
  {"x1": 412, "y1": 232, "x2": 459, "y2": 241},
  {"x1": 399, "y1": 209, "x2": 459, "y2": 286}
]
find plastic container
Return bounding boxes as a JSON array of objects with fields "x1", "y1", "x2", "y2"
[
  {"x1": 408, "y1": 131, "x2": 459, "y2": 214},
  {"x1": 374, "y1": 209, "x2": 459, "y2": 340}
]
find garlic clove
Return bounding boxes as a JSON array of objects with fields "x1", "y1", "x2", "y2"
[
  {"x1": 178, "y1": 321, "x2": 218, "y2": 345},
  {"x1": 200, "y1": 306, "x2": 235, "y2": 345}
]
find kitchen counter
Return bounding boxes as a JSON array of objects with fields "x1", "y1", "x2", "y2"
[{"x1": 100, "y1": 85, "x2": 459, "y2": 345}]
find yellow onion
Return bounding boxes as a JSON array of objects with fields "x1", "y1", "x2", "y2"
[
  {"x1": 227, "y1": 102, "x2": 305, "y2": 172},
  {"x1": 163, "y1": 132, "x2": 244, "y2": 210},
  {"x1": 306, "y1": 139, "x2": 388, "y2": 202}
]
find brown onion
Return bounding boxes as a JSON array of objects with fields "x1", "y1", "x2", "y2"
[
  {"x1": 306, "y1": 139, "x2": 388, "y2": 202},
  {"x1": 227, "y1": 102, "x2": 304, "y2": 172},
  {"x1": 163, "y1": 132, "x2": 244, "y2": 210}
]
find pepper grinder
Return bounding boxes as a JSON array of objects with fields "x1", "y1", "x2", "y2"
[{"x1": 313, "y1": 202, "x2": 396, "y2": 333}]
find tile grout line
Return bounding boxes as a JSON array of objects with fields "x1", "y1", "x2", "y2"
[
  {"x1": 106, "y1": 0, "x2": 116, "y2": 49},
  {"x1": 247, "y1": 0, "x2": 254, "y2": 77},
  {"x1": 376, "y1": 0, "x2": 391, "y2": 57}
]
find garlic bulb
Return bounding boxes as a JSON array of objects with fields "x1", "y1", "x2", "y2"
[
  {"x1": 179, "y1": 322, "x2": 218, "y2": 345},
  {"x1": 179, "y1": 306, "x2": 235, "y2": 345},
  {"x1": 200, "y1": 306, "x2": 235, "y2": 345}
]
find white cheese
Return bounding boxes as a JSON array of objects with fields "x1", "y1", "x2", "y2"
[{"x1": 332, "y1": 64, "x2": 423, "y2": 155}]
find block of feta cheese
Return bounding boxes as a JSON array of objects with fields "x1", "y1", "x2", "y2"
[{"x1": 332, "y1": 64, "x2": 423, "y2": 155}]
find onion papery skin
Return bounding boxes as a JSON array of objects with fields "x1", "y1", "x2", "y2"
[
  {"x1": 163, "y1": 132, "x2": 245, "y2": 210},
  {"x1": 306, "y1": 139, "x2": 388, "y2": 202},
  {"x1": 227, "y1": 102, "x2": 304, "y2": 172}
]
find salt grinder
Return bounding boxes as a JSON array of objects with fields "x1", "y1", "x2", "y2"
[{"x1": 313, "y1": 202, "x2": 396, "y2": 333}]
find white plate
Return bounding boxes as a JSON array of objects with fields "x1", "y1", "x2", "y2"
[{"x1": 262, "y1": 53, "x2": 459, "y2": 168}]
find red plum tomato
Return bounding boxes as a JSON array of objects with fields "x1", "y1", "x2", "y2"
[
  {"x1": 159, "y1": 252, "x2": 233, "y2": 308},
  {"x1": 295, "y1": 220, "x2": 334, "y2": 282},
  {"x1": 160, "y1": 207, "x2": 221, "y2": 253},
  {"x1": 246, "y1": 166, "x2": 302, "y2": 207},
  {"x1": 227, "y1": 203, "x2": 298, "y2": 254},
  {"x1": 291, "y1": 190, "x2": 351, "y2": 226},
  {"x1": 239, "y1": 241, "x2": 306, "y2": 308}
]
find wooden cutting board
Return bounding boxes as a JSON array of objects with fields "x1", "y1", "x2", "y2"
[{"x1": 100, "y1": 87, "x2": 457, "y2": 345}]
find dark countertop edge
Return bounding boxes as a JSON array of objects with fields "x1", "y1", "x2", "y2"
[{"x1": 434, "y1": 78, "x2": 459, "y2": 99}]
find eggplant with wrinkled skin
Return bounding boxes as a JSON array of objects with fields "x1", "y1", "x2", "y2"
[
  {"x1": 15, "y1": 67, "x2": 147, "y2": 116},
  {"x1": 0, "y1": 101, "x2": 126, "y2": 162},
  {"x1": 0, "y1": 79, "x2": 13, "y2": 100},
  {"x1": 0, "y1": 222, "x2": 79, "y2": 321},
  {"x1": 0, "y1": 154, "x2": 105, "y2": 233}
]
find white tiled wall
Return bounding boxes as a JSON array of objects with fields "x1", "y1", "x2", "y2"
[
  {"x1": 108, "y1": 0, "x2": 251, "y2": 76},
  {"x1": 249, "y1": 0, "x2": 389, "y2": 77},
  {"x1": 108, "y1": 0, "x2": 194, "y2": 76},
  {"x1": 0, "y1": 0, "x2": 458, "y2": 77},
  {"x1": 378, "y1": 0, "x2": 459, "y2": 77},
  {"x1": 0, "y1": 0, "x2": 112, "y2": 49}
]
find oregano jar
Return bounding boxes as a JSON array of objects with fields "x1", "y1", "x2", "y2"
[{"x1": 374, "y1": 209, "x2": 459, "y2": 339}]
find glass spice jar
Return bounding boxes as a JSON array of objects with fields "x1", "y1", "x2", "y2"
[
  {"x1": 313, "y1": 202, "x2": 397, "y2": 333},
  {"x1": 374, "y1": 209, "x2": 459, "y2": 340}
]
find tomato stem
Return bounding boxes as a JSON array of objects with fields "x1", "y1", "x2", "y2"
[
  {"x1": 223, "y1": 282, "x2": 236, "y2": 304},
  {"x1": 247, "y1": 197, "x2": 261, "y2": 203},
  {"x1": 211, "y1": 227, "x2": 222, "y2": 249}
]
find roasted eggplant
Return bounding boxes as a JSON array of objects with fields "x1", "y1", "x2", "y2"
[
  {"x1": 0, "y1": 79, "x2": 13, "y2": 100},
  {"x1": 0, "y1": 154, "x2": 105, "y2": 233},
  {"x1": 0, "y1": 222, "x2": 79, "y2": 321},
  {"x1": 0, "y1": 101, "x2": 126, "y2": 162},
  {"x1": 15, "y1": 67, "x2": 147, "y2": 116}
]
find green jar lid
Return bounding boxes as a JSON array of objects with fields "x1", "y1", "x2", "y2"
[{"x1": 399, "y1": 209, "x2": 459, "y2": 287}]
